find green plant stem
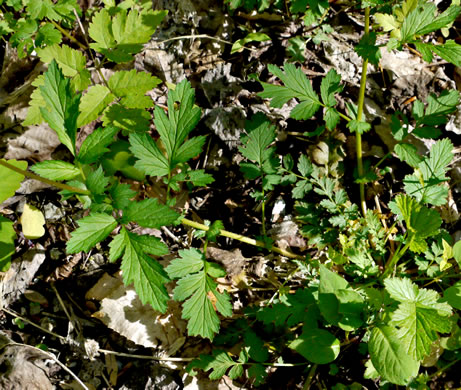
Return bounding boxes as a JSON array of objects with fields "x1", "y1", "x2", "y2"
[
  {"x1": 261, "y1": 188, "x2": 267, "y2": 237},
  {"x1": 355, "y1": 6, "x2": 371, "y2": 216},
  {"x1": 50, "y1": 20, "x2": 87, "y2": 50},
  {"x1": 381, "y1": 238, "x2": 411, "y2": 280},
  {"x1": 0, "y1": 159, "x2": 90, "y2": 195},
  {"x1": 181, "y1": 217, "x2": 305, "y2": 260}
]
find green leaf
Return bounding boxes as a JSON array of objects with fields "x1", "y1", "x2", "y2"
[
  {"x1": 116, "y1": 227, "x2": 170, "y2": 312},
  {"x1": 394, "y1": 143, "x2": 423, "y2": 168},
  {"x1": 0, "y1": 216, "x2": 16, "y2": 271},
  {"x1": 231, "y1": 32, "x2": 271, "y2": 53},
  {"x1": 289, "y1": 328, "x2": 340, "y2": 364},
  {"x1": 239, "y1": 120, "x2": 276, "y2": 167},
  {"x1": 188, "y1": 351, "x2": 242, "y2": 380},
  {"x1": 0, "y1": 159, "x2": 28, "y2": 203},
  {"x1": 39, "y1": 60, "x2": 80, "y2": 156},
  {"x1": 298, "y1": 154, "x2": 313, "y2": 177},
  {"x1": 89, "y1": 8, "x2": 167, "y2": 62},
  {"x1": 187, "y1": 169, "x2": 215, "y2": 187},
  {"x1": 77, "y1": 126, "x2": 119, "y2": 164},
  {"x1": 86, "y1": 165, "x2": 109, "y2": 195},
  {"x1": 175, "y1": 136, "x2": 207, "y2": 164},
  {"x1": 374, "y1": 13, "x2": 400, "y2": 32},
  {"x1": 37, "y1": 44, "x2": 91, "y2": 91},
  {"x1": 259, "y1": 63, "x2": 321, "y2": 120},
  {"x1": 66, "y1": 213, "x2": 118, "y2": 253},
  {"x1": 30, "y1": 160, "x2": 80, "y2": 181},
  {"x1": 453, "y1": 240, "x2": 461, "y2": 266},
  {"x1": 108, "y1": 70, "x2": 161, "y2": 108},
  {"x1": 154, "y1": 79, "x2": 202, "y2": 165},
  {"x1": 27, "y1": 0, "x2": 60, "y2": 20},
  {"x1": 102, "y1": 104, "x2": 151, "y2": 133},
  {"x1": 347, "y1": 119, "x2": 371, "y2": 134},
  {"x1": 444, "y1": 281, "x2": 461, "y2": 310},
  {"x1": 354, "y1": 31, "x2": 381, "y2": 65},
  {"x1": 23, "y1": 75, "x2": 46, "y2": 126},
  {"x1": 129, "y1": 132, "x2": 169, "y2": 177},
  {"x1": 427, "y1": 40, "x2": 461, "y2": 67},
  {"x1": 77, "y1": 85, "x2": 115, "y2": 127},
  {"x1": 369, "y1": 326, "x2": 419, "y2": 385},
  {"x1": 122, "y1": 198, "x2": 179, "y2": 228},
  {"x1": 36, "y1": 24, "x2": 61, "y2": 47},
  {"x1": 384, "y1": 277, "x2": 452, "y2": 360},
  {"x1": 166, "y1": 249, "x2": 232, "y2": 339}
]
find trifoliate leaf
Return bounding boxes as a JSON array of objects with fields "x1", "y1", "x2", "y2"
[
  {"x1": 154, "y1": 79, "x2": 202, "y2": 164},
  {"x1": 289, "y1": 328, "x2": 340, "y2": 364},
  {"x1": 166, "y1": 249, "x2": 232, "y2": 339},
  {"x1": 86, "y1": 165, "x2": 109, "y2": 195},
  {"x1": 77, "y1": 126, "x2": 119, "y2": 164},
  {"x1": 20, "y1": 203, "x2": 45, "y2": 240},
  {"x1": 231, "y1": 32, "x2": 271, "y2": 53},
  {"x1": 129, "y1": 133, "x2": 169, "y2": 177},
  {"x1": 37, "y1": 44, "x2": 91, "y2": 91},
  {"x1": 77, "y1": 85, "x2": 115, "y2": 127},
  {"x1": 259, "y1": 63, "x2": 321, "y2": 120},
  {"x1": 188, "y1": 351, "x2": 243, "y2": 380},
  {"x1": 122, "y1": 198, "x2": 179, "y2": 228},
  {"x1": 0, "y1": 216, "x2": 16, "y2": 271},
  {"x1": 369, "y1": 325, "x2": 419, "y2": 385},
  {"x1": 67, "y1": 213, "x2": 118, "y2": 253},
  {"x1": 384, "y1": 277, "x2": 452, "y2": 360},
  {"x1": 115, "y1": 228, "x2": 170, "y2": 312},
  {"x1": 30, "y1": 160, "x2": 81, "y2": 181},
  {"x1": 39, "y1": 60, "x2": 80, "y2": 156},
  {"x1": 0, "y1": 159, "x2": 27, "y2": 203}
]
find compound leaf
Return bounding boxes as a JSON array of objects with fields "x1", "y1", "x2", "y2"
[
  {"x1": 259, "y1": 63, "x2": 321, "y2": 120},
  {"x1": 166, "y1": 249, "x2": 232, "y2": 339}
]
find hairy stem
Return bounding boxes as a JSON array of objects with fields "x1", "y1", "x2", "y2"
[
  {"x1": 0, "y1": 159, "x2": 90, "y2": 195},
  {"x1": 181, "y1": 217, "x2": 304, "y2": 260},
  {"x1": 355, "y1": 6, "x2": 371, "y2": 216}
]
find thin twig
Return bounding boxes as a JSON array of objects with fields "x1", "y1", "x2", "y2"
[{"x1": 149, "y1": 34, "x2": 257, "y2": 52}]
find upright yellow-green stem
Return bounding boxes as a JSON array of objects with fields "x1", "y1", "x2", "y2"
[{"x1": 356, "y1": 6, "x2": 371, "y2": 216}]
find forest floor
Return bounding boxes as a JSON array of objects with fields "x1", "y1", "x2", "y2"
[{"x1": 1, "y1": 0, "x2": 461, "y2": 389}]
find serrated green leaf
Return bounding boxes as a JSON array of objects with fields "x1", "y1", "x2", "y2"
[
  {"x1": 77, "y1": 85, "x2": 115, "y2": 127},
  {"x1": 369, "y1": 326, "x2": 419, "y2": 385},
  {"x1": 67, "y1": 213, "x2": 117, "y2": 253},
  {"x1": 187, "y1": 169, "x2": 214, "y2": 187},
  {"x1": 0, "y1": 159, "x2": 28, "y2": 203},
  {"x1": 175, "y1": 136, "x2": 207, "y2": 164},
  {"x1": 36, "y1": 24, "x2": 61, "y2": 47},
  {"x1": 37, "y1": 44, "x2": 91, "y2": 91},
  {"x1": 102, "y1": 104, "x2": 151, "y2": 132},
  {"x1": 27, "y1": 0, "x2": 60, "y2": 20},
  {"x1": 190, "y1": 351, "x2": 240, "y2": 380},
  {"x1": 289, "y1": 328, "x2": 340, "y2": 364},
  {"x1": 77, "y1": 126, "x2": 119, "y2": 164},
  {"x1": 347, "y1": 119, "x2": 371, "y2": 134},
  {"x1": 374, "y1": 13, "x2": 401, "y2": 32},
  {"x1": 119, "y1": 228, "x2": 170, "y2": 312},
  {"x1": 320, "y1": 69, "x2": 342, "y2": 107},
  {"x1": 23, "y1": 75, "x2": 46, "y2": 126},
  {"x1": 86, "y1": 165, "x2": 109, "y2": 195},
  {"x1": 108, "y1": 70, "x2": 160, "y2": 108},
  {"x1": 109, "y1": 182, "x2": 136, "y2": 211},
  {"x1": 427, "y1": 40, "x2": 461, "y2": 67},
  {"x1": 154, "y1": 79, "x2": 202, "y2": 164},
  {"x1": 88, "y1": 9, "x2": 116, "y2": 51},
  {"x1": 39, "y1": 60, "x2": 80, "y2": 156},
  {"x1": 122, "y1": 198, "x2": 179, "y2": 228},
  {"x1": 30, "y1": 160, "x2": 80, "y2": 181},
  {"x1": 109, "y1": 231, "x2": 125, "y2": 262},
  {"x1": 129, "y1": 133, "x2": 169, "y2": 177},
  {"x1": 259, "y1": 63, "x2": 321, "y2": 120},
  {"x1": 167, "y1": 248, "x2": 232, "y2": 339},
  {"x1": 239, "y1": 120, "x2": 276, "y2": 166},
  {"x1": 384, "y1": 277, "x2": 452, "y2": 360},
  {"x1": 354, "y1": 31, "x2": 382, "y2": 65},
  {"x1": 394, "y1": 143, "x2": 423, "y2": 168},
  {"x1": 0, "y1": 216, "x2": 16, "y2": 271}
]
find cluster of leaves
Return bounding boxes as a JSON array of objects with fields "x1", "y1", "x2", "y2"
[{"x1": 0, "y1": 0, "x2": 81, "y2": 57}]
